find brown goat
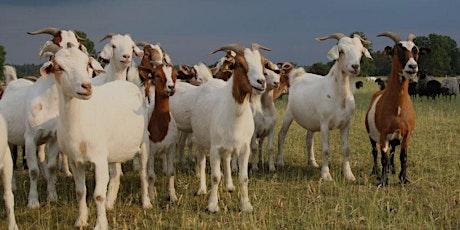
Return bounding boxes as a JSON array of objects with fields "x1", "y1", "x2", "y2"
[{"x1": 365, "y1": 32, "x2": 430, "y2": 186}]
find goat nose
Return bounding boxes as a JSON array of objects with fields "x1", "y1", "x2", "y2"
[
  {"x1": 352, "y1": 64, "x2": 359, "y2": 70},
  {"x1": 81, "y1": 82, "x2": 92, "y2": 91},
  {"x1": 123, "y1": 54, "x2": 131, "y2": 59},
  {"x1": 408, "y1": 64, "x2": 417, "y2": 69},
  {"x1": 168, "y1": 85, "x2": 175, "y2": 90},
  {"x1": 257, "y1": 78, "x2": 265, "y2": 86}
]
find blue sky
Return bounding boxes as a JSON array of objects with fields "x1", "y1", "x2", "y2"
[{"x1": 1, "y1": 0, "x2": 459, "y2": 66}]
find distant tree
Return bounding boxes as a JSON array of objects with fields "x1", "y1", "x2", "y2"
[
  {"x1": 308, "y1": 62, "x2": 330, "y2": 75},
  {"x1": 415, "y1": 33, "x2": 459, "y2": 76},
  {"x1": 75, "y1": 30, "x2": 97, "y2": 59},
  {"x1": 0, "y1": 45, "x2": 5, "y2": 80},
  {"x1": 370, "y1": 50, "x2": 391, "y2": 76},
  {"x1": 14, "y1": 64, "x2": 41, "y2": 77}
]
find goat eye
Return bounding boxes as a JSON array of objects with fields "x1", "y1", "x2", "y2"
[{"x1": 112, "y1": 45, "x2": 116, "y2": 49}]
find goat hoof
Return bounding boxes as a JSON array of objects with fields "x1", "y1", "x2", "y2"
[
  {"x1": 195, "y1": 189, "x2": 207, "y2": 196},
  {"x1": 207, "y1": 204, "x2": 219, "y2": 213},
  {"x1": 27, "y1": 200, "x2": 40, "y2": 209},
  {"x1": 309, "y1": 161, "x2": 320, "y2": 168},
  {"x1": 399, "y1": 176, "x2": 410, "y2": 185},
  {"x1": 168, "y1": 195, "x2": 178, "y2": 203},
  {"x1": 240, "y1": 202, "x2": 253, "y2": 212}
]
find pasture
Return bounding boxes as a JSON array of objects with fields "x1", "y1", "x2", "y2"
[{"x1": 1, "y1": 79, "x2": 459, "y2": 229}]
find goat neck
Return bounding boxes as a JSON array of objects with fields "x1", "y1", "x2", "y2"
[{"x1": 328, "y1": 62, "x2": 354, "y2": 99}]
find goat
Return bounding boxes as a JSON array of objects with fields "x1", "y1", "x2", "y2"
[
  {"x1": 365, "y1": 32, "x2": 430, "y2": 186},
  {"x1": 366, "y1": 76, "x2": 377, "y2": 82},
  {"x1": 355, "y1": 81, "x2": 364, "y2": 90},
  {"x1": 210, "y1": 51, "x2": 236, "y2": 81},
  {"x1": 375, "y1": 78, "x2": 387, "y2": 90},
  {"x1": 27, "y1": 27, "x2": 86, "y2": 57},
  {"x1": 40, "y1": 44, "x2": 151, "y2": 229},
  {"x1": 441, "y1": 78, "x2": 459, "y2": 99},
  {"x1": 277, "y1": 33, "x2": 373, "y2": 181},
  {"x1": 0, "y1": 113, "x2": 18, "y2": 230},
  {"x1": 273, "y1": 62, "x2": 294, "y2": 99},
  {"x1": 138, "y1": 62, "x2": 179, "y2": 202},
  {"x1": 0, "y1": 29, "x2": 86, "y2": 208},
  {"x1": 250, "y1": 61, "x2": 281, "y2": 172},
  {"x1": 92, "y1": 33, "x2": 143, "y2": 86},
  {"x1": 174, "y1": 62, "x2": 214, "y2": 165},
  {"x1": 190, "y1": 43, "x2": 268, "y2": 212}
]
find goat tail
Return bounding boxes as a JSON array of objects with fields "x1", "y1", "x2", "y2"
[{"x1": 288, "y1": 67, "x2": 306, "y2": 83}]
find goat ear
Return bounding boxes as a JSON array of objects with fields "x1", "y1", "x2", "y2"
[
  {"x1": 99, "y1": 43, "x2": 113, "y2": 60},
  {"x1": 40, "y1": 61, "x2": 54, "y2": 77},
  {"x1": 384, "y1": 46, "x2": 393, "y2": 56},
  {"x1": 327, "y1": 45, "x2": 340, "y2": 61},
  {"x1": 364, "y1": 48, "x2": 373, "y2": 60},
  {"x1": 133, "y1": 45, "x2": 144, "y2": 58},
  {"x1": 89, "y1": 57, "x2": 105, "y2": 75},
  {"x1": 163, "y1": 53, "x2": 172, "y2": 65},
  {"x1": 138, "y1": 65, "x2": 152, "y2": 80},
  {"x1": 420, "y1": 48, "x2": 431, "y2": 55}
]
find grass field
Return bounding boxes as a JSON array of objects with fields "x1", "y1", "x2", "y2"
[{"x1": 1, "y1": 78, "x2": 459, "y2": 229}]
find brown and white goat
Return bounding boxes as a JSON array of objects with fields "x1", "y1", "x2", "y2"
[
  {"x1": 365, "y1": 32, "x2": 430, "y2": 186},
  {"x1": 273, "y1": 62, "x2": 294, "y2": 99},
  {"x1": 139, "y1": 62, "x2": 179, "y2": 202}
]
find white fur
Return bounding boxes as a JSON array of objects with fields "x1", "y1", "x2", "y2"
[
  {"x1": 92, "y1": 34, "x2": 143, "y2": 86},
  {"x1": 250, "y1": 67, "x2": 280, "y2": 172},
  {"x1": 40, "y1": 46, "x2": 151, "y2": 229},
  {"x1": 191, "y1": 47, "x2": 266, "y2": 213},
  {"x1": 2, "y1": 65, "x2": 18, "y2": 85},
  {"x1": 0, "y1": 30, "x2": 86, "y2": 208},
  {"x1": 277, "y1": 34, "x2": 373, "y2": 181},
  {"x1": 0, "y1": 113, "x2": 18, "y2": 230}
]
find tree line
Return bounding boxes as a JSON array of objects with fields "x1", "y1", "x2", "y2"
[{"x1": 1, "y1": 32, "x2": 460, "y2": 81}]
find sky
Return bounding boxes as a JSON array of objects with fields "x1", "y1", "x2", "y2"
[{"x1": 1, "y1": 0, "x2": 459, "y2": 67}]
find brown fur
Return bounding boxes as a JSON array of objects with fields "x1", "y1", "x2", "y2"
[
  {"x1": 146, "y1": 64, "x2": 177, "y2": 143},
  {"x1": 231, "y1": 55, "x2": 253, "y2": 104},
  {"x1": 365, "y1": 36, "x2": 430, "y2": 185},
  {"x1": 273, "y1": 62, "x2": 293, "y2": 99}
]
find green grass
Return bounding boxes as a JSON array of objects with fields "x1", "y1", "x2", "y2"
[{"x1": 1, "y1": 79, "x2": 459, "y2": 229}]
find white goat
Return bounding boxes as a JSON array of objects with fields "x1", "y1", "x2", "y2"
[
  {"x1": 0, "y1": 113, "x2": 18, "y2": 230},
  {"x1": 250, "y1": 62, "x2": 281, "y2": 172},
  {"x1": 173, "y1": 62, "x2": 214, "y2": 165},
  {"x1": 191, "y1": 43, "x2": 268, "y2": 212},
  {"x1": 92, "y1": 33, "x2": 143, "y2": 86},
  {"x1": 40, "y1": 44, "x2": 151, "y2": 229},
  {"x1": 0, "y1": 29, "x2": 86, "y2": 208},
  {"x1": 277, "y1": 33, "x2": 373, "y2": 181}
]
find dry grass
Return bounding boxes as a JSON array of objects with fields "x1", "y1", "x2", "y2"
[{"x1": 1, "y1": 79, "x2": 459, "y2": 229}]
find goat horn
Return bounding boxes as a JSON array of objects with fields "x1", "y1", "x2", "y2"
[
  {"x1": 408, "y1": 34, "x2": 416, "y2": 42},
  {"x1": 137, "y1": 41, "x2": 151, "y2": 47},
  {"x1": 73, "y1": 31, "x2": 86, "y2": 41},
  {"x1": 27, "y1": 27, "x2": 61, "y2": 36},
  {"x1": 39, "y1": 44, "x2": 62, "y2": 59},
  {"x1": 315, "y1": 33, "x2": 346, "y2": 42},
  {"x1": 99, "y1": 33, "x2": 117, "y2": 43},
  {"x1": 377, "y1": 32, "x2": 402, "y2": 44},
  {"x1": 209, "y1": 43, "x2": 245, "y2": 55},
  {"x1": 353, "y1": 34, "x2": 372, "y2": 45},
  {"x1": 251, "y1": 43, "x2": 272, "y2": 52}
]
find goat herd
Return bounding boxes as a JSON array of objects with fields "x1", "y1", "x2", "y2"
[{"x1": 0, "y1": 28, "x2": 435, "y2": 229}]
